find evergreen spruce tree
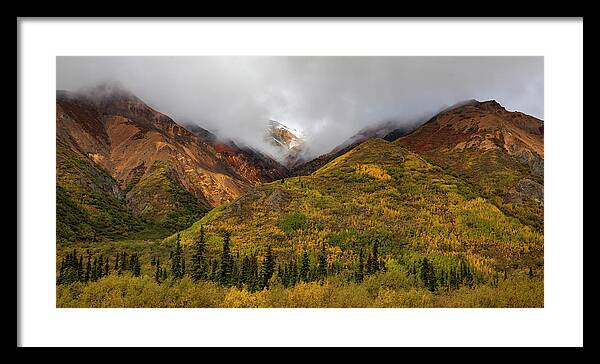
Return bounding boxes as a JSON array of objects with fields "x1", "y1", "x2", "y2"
[
  {"x1": 129, "y1": 254, "x2": 140, "y2": 277},
  {"x1": 191, "y1": 226, "x2": 207, "y2": 282},
  {"x1": 299, "y1": 250, "x2": 310, "y2": 282},
  {"x1": 58, "y1": 251, "x2": 81, "y2": 285},
  {"x1": 372, "y1": 242, "x2": 379, "y2": 271},
  {"x1": 366, "y1": 242, "x2": 380, "y2": 275},
  {"x1": 155, "y1": 257, "x2": 161, "y2": 283},
  {"x1": 171, "y1": 234, "x2": 183, "y2": 279},
  {"x1": 219, "y1": 231, "x2": 233, "y2": 286},
  {"x1": 120, "y1": 252, "x2": 128, "y2": 272},
  {"x1": 104, "y1": 257, "x2": 109, "y2": 276},
  {"x1": 427, "y1": 262, "x2": 436, "y2": 292},
  {"x1": 288, "y1": 259, "x2": 297, "y2": 287},
  {"x1": 365, "y1": 242, "x2": 379, "y2": 275},
  {"x1": 528, "y1": 266, "x2": 533, "y2": 279},
  {"x1": 115, "y1": 253, "x2": 120, "y2": 272},
  {"x1": 261, "y1": 245, "x2": 276, "y2": 288}
]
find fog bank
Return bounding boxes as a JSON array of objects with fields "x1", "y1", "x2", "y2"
[{"x1": 57, "y1": 56, "x2": 543, "y2": 159}]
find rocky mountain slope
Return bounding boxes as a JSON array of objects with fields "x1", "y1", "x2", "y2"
[
  {"x1": 289, "y1": 100, "x2": 505, "y2": 178},
  {"x1": 56, "y1": 86, "x2": 285, "y2": 242},
  {"x1": 170, "y1": 99, "x2": 544, "y2": 279},
  {"x1": 56, "y1": 91, "x2": 544, "y2": 307},
  {"x1": 173, "y1": 138, "x2": 543, "y2": 279},
  {"x1": 396, "y1": 100, "x2": 544, "y2": 230},
  {"x1": 184, "y1": 124, "x2": 289, "y2": 184},
  {"x1": 291, "y1": 99, "x2": 544, "y2": 230},
  {"x1": 265, "y1": 120, "x2": 306, "y2": 168}
]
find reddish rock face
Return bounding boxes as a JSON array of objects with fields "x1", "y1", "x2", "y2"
[
  {"x1": 56, "y1": 87, "x2": 288, "y2": 226},
  {"x1": 397, "y1": 99, "x2": 544, "y2": 173},
  {"x1": 184, "y1": 126, "x2": 289, "y2": 184}
]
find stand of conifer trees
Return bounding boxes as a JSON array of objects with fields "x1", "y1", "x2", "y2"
[
  {"x1": 406, "y1": 256, "x2": 482, "y2": 292},
  {"x1": 161, "y1": 228, "x2": 347, "y2": 291},
  {"x1": 190, "y1": 225, "x2": 207, "y2": 281},
  {"x1": 58, "y1": 248, "x2": 141, "y2": 285},
  {"x1": 59, "y1": 230, "x2": 501, "y2": 294},
  {"x1": 354, "y1": 242, "x2": 386, "y2": 283}
]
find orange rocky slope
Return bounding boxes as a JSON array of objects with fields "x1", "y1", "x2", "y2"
[{"x1": 56, "y1": 86, "x2": 286, "y2": 237}]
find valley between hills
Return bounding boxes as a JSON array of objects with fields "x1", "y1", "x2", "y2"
[{"x1": 56, "y1": 87, "x2": 544, "y2": 308}]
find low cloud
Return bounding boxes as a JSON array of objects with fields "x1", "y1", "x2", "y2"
[{"x1": 57, "y1": 56, "x2": 543, "y2": 159}]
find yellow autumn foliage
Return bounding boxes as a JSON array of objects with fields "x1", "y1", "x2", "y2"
[{"x1": 355, "y1": 164, "x2": 392, "y2": 181}]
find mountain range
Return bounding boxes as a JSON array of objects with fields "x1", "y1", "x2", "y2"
[
  {"x1": 56, "y1": 84, "x2": 545, "y2": 307},
  {"x1": 170, "y1": 98, "x2": 543, "y2": 277},
  {"x1": 56, "y1": 86, "x2": 287, "y2": 241},
  {"x1": 56, "y1": 85, "x2": 543, "y2": 257}
]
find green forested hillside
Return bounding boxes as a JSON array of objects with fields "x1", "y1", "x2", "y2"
[
  {"x1": 123, "y1": 161, "x2": 210, "y2": 232},
  {"x1": 56, "y1": 140, "x2": 155, "y2": 242}
]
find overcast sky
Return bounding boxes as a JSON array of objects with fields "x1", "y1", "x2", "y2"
[{"x1": 57, "y1": 56, "x2": 543, "y2": 159}]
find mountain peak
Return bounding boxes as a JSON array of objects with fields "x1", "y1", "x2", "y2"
[
  {"x1": 266, "y1": 120, "x2": 304, "y2": 150},
  {"x1": 265, "y1": 120, "x2": 306, "y2": 168},
  {"x1": 476, "y1": 99, "x2": 505, "y2": 111}
]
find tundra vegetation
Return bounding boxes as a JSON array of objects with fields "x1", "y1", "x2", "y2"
[{"x1": 57, "y1": 139, "x2": 543, "y2": 308}]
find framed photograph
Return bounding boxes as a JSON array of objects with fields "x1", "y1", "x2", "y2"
[{"x1": 17, "y1": 18, "x2": 583, "y2": 347}]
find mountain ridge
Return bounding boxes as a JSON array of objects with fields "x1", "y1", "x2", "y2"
[
  {"x1": 56, "y1": 87, "x2": 288, "y2": 241},
  {"x1": 395, "y1": 98, "x2": 544, "y2": 230}
]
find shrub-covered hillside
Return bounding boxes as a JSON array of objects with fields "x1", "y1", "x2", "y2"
[{"x1": 173, "y1": 138, "x2": 542, "y2": 275}]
